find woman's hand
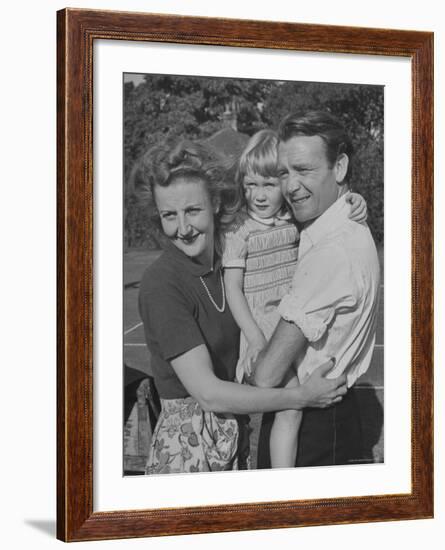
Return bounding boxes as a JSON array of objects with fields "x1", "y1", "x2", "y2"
[
  {"x1": 297, "y1": 359, "x2": 348, "y2": 408},
  {"x1": 347, "y1": 192, "x2": 367, "y2": 223}
]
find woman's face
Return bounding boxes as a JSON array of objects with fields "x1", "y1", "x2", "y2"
[{"x1": 154, "y1": 177, "x2": 216, "y2": 266}]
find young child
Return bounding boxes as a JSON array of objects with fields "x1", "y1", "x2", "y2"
[{"x1": 222, "y1": 129, "x2": 367, "y2": 468}]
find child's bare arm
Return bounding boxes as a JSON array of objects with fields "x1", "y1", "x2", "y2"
[
  {"x1": 224, "y1": 268, "x2": 265, "y2": 343},
  {"x1": 224, "y1": 268, "x2": 266, "y2": 372}
]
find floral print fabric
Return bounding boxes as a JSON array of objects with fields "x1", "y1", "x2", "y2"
[{"x1": 146, "y1": 397, "x2": 250, "y2": 474}]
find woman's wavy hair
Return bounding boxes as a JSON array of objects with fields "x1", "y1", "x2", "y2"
[{"x1": 130, "y1": 139, "x2": 238, "y2": 255}]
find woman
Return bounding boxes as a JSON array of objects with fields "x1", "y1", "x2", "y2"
[{"x1": 138, "y1": 143, "x2": 347, "y2": 474}]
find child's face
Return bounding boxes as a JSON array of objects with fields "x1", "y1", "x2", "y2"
[{"x1": 243, "y1": 172, "x2": 284, "y2": 219}]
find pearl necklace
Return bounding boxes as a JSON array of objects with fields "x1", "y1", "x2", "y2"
[{"x1": 199, "y1": 270, "x2": 225, "y2": 313}]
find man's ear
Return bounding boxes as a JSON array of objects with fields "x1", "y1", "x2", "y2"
[{"x1": 334, "y1": 153, "x2": 349, "y2": 184}]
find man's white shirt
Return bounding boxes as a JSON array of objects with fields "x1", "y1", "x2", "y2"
[{"x1": 278, "y1": 192, "x2": 381, "y2": 387}]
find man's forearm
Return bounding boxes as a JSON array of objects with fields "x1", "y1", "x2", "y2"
[{"x1": 254, "y1": 318, "x2": 307, "y2": 387}]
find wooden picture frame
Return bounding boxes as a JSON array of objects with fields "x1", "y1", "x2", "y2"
[{"x1": 57, "y1": 8, "x2": 433, "y2": 542}]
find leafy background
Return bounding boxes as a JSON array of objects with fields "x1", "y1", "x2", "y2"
[{"x1": 124, "y1": 74, "x2": 383, "y2": 249}]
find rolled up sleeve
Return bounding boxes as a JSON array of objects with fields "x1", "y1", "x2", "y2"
[{"x1": 278, "y1": 245, "x2": 359, "y2": 342}]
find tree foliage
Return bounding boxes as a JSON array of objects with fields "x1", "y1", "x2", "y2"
[{"x1": 124, "y1": 75, "x2": 383, "y2": 249}]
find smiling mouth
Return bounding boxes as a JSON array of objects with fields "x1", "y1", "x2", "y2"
[
  {"x1": 290, "y1": 195, "x2": 311, "y2": 205},
  {"x1": 177, "y1": 233, "x2": 200, "y2": 245}
]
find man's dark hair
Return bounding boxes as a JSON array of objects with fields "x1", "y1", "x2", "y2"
[{"x1": 278, "y1": 110, "x2": 354, "y2": 169}]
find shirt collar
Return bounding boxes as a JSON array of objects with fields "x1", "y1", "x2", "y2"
[
  {"x1": 299, "y1": 191, "x2": 351, "y2": 258},
  {"x1": 247, "y1": 208, "x2": 293, "y2": 226},
  {"x1": 162, "y1": 238, "x2": 220, "y2": 277}
]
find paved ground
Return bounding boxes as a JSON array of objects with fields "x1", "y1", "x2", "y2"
[{"x1": 124, "y1": 247, "x2": 384, "y2": 470}]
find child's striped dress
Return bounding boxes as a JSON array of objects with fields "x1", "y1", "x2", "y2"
[{"x1": 222, "y1": 209, "x2": 299, "y2": 382}]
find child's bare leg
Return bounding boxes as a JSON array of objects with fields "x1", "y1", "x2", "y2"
[{"x1": 270, "y1": 371, "x2": 303, "y2": 468}]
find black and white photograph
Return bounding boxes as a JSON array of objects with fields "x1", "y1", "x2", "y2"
[
  {"x1": 122, "y1": 73, "x2": 384, "y2": 476},
  {"x1": 2, "y1": 0, "x2": 440, "y2": 546}
]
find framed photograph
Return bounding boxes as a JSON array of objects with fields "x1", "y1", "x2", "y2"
[{"x1": 57, "y1": 8, "x2": 433, "y2": 542}]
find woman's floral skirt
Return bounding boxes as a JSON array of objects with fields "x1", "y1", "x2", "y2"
[{"x1": 146, "y1": 397, "x2": 251, "y2": 474}]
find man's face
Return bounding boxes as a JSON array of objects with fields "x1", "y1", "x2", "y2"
[{"x1": 278, "y1": 135, "x2": 347, "y2": 224}]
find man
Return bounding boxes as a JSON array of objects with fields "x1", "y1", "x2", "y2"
[{"x1": 254, "y1": 110, "x2": 380, "y2": 467}]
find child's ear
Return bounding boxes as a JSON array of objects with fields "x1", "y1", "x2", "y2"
[{"x1": 335, "y1": 153, "x2": 349, "y2": 184}]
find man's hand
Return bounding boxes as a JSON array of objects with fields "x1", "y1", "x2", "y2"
[{"x1": 299, "y1": 359, "x2": 348, "y2": 408}]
